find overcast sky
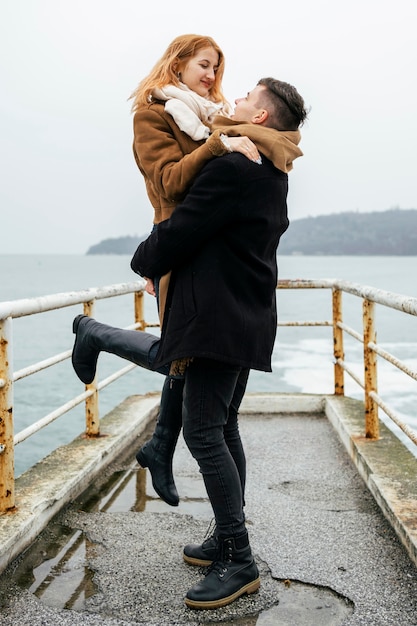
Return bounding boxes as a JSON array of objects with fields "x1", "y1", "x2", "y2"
[{"x1": 1, "y1": 0, "x2": 416, "y2": 254}]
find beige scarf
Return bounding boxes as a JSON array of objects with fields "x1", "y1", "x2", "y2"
[{"x1": 152, "y1": 83, "x2": 233, "y2": 141}]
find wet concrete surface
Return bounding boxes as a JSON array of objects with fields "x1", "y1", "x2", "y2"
[{"x1": 1, "y1": 412, "x2": 417, "y2": 625}]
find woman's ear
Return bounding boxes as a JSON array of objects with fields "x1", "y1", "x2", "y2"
[{"x1": 172, "y1": 60, "x2": 181, "y2": 77}]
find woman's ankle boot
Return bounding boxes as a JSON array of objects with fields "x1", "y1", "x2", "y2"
[
  {"x1": 185, "y1": 531, "x2": 259, "y2": 609},
  {"x1": 136, "y1": 376, "x2": 184, "y2": 507}
]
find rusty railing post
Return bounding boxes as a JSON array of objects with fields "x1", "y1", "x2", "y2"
[
  {"x1": 363, "y1": 298, "x2": 379, "y2": 438},
  {"x1": 83, "y1": 300, "x2": 99, "y2": 437},
  {"x1": 0, "y1": 317, "x2": 15, "y2": 512},
  {"x1": 332, "y1": 287, "x2": 344, "y2": 395},
  {"x1": 134, "y1": 290, "x2": 146, "y2": 331}
]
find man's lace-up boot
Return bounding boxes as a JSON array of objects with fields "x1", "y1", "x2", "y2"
[{"x1": 185, "y1": 531, "x2": 260, "y2": 609}]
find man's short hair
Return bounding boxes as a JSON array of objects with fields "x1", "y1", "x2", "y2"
[{"x1": 257, "y1": 77, "x2": 308, "y2": 131}]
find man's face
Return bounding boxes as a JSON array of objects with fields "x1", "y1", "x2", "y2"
[{"x1": 232, "y1": 85, "x2": 266, "y2": 122}]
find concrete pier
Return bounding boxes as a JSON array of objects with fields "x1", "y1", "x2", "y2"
[{"x1": 0, "y1": 393, "x2": 417, "y2": 625}]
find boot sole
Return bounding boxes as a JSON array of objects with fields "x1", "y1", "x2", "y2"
[
  {"x1": 183, "y1": 553, "x2": 213, "y2": 567},
  {"x1": 185, "y1": 576, "x2": 260, "y2": 610}
]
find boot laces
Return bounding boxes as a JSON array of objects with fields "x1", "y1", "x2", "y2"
[
  {"x1": 197, "y1": 519, "x2": 220, "y2": 576},
  {"x1": 203, "y1": 518, "x2": 217, "y2": 541},
  {"x1": 206, "y1": 538, "x2": 233, "y2": 579}
]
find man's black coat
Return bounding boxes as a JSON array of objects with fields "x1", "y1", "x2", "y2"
[{"x1": 131, "y1": 152, "x2": 289, "y2": 372}]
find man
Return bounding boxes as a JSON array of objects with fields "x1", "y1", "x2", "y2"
[{"x1": 130, "y1": 77, "x2": 308, "y2": 609}]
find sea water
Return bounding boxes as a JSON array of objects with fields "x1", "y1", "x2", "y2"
[{"x1": 1, "y1": 254, "x2": 417, "y2": 476}]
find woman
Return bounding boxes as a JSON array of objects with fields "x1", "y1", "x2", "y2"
[
  {"x1": 76, "y1": 35, "x2": 260, "y2": 510},
  {"x1": 129, "y1": 35, "x2": 263, "y2": 510}
]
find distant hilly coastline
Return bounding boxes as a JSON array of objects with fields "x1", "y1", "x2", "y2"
[
  {"x1": 86, "y1": 208, "x2": 417, "y2": 256},
  {"x1": 87, "y1": 235, "x2": 143, "y2": 256}
]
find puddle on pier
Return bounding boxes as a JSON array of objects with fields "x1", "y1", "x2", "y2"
[
  {"x1": 11, "y1": 465, "x2": 354, "y2": 624},
  {"x1": 11, "y1": 465, "x2": 212, "y2": 611}
]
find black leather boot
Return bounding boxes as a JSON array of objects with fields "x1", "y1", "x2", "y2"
[
  {"x1": 185, "y1": 532, "x2": 260, "y2": 610},
  {"x1": 136, "y1": 376, "x2": 184, "y2": 507},
  {"x1": 183, "y1": 521, "x2": 218, "y2": 566},
  {"x1": 72, "y1": 315, "x2": 161, "y2": 384}
]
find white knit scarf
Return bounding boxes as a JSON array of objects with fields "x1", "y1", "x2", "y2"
[{"x1": 152, "y1": 83, "x2": 232, "y2": 141}]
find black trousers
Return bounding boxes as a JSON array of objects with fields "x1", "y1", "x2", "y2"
[{"x1": 182, "y1": 358, "x2": 249, "y2": 538}]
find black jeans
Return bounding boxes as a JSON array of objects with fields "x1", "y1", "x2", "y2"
[{"x1": 182, "y1": 358, "x2": 249, "y2": 538}]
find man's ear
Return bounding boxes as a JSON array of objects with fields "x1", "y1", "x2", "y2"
[{"x1": 252, "y1": 109, "x2": 268, "y2": 125}]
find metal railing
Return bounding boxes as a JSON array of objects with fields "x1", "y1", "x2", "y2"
[
  {"x1": 1, "y1": 277, "x2": 417, "y2": 513},
  {"x1": 277, "y1": 279, "x2": 417, "y2": 445},
  {"x1": 0, "y1": 281, "x2": 148, "y2": 512}
]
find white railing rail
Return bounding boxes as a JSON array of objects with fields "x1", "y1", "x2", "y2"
[{"x1": 1, "y1": 277, "x2": 417, "y2": 513}]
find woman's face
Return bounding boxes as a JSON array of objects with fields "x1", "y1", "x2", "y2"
[{"x1": 179, "y1": 46, "x2": 219, "y2": 98}]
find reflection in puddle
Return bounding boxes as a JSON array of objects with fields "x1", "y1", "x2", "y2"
[
  {"x1": 12, "y1": 465, "x2": 354, "y2": 624},
  {"x1": 91, "y1": 466, "x2": 212, "y2": 518},
  {"x1": 13, "y1": 525, "x2": 100, "y2": 610},
  {"x1": 13, "y1": 465, "x2": 212, "y2": 611}
]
